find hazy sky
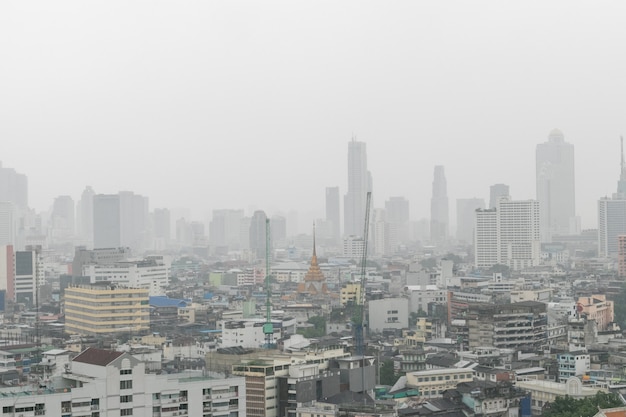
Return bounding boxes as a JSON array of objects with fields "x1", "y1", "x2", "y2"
[{"x1": 2, "y1": 1, "x2": 626, "y2": 230}]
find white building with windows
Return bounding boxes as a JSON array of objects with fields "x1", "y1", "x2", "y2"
[
  {"x1": 82, "y1": 257, "x2": 170, "y2": 296},
  {"x1": 0, "y1": 347, "x2": 245, "y2": 417},
  {"x1": 475, "y1": 197, "x2": 541, "y2": 270},
  {"x1": 367, "y1": 297, "x2": 408, "y2": 332}
]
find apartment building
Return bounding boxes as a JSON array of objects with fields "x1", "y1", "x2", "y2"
[
  {"x1": 405, "y1": 368, "x2": 474, "y2": 398},
  {"x1": 64, "y1": 285, "x2": 150, "y2": 336}
]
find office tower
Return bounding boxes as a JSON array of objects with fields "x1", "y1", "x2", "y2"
[
  {"x1": 372, "y1": 208, "x2": 394, "y2": 256},
  {"x1": 50, "y1": 195, "x2": 75, "y2": 242},
  {"x1": 0, "y1": 162, "x2": 28, "y2": 210},
  {"x1": 456, "y1": 198, "x2": 485, "y2": 244},
  {"x1": 430, "y1": 166, "x2": 449, "y2": 242},
  {"x1": 597, "y1": 139, "x2": 626, "y2": 258},
  {"x1": 536, "y1": 129, "x2": 576, "y2": 241},
  {"x1": 93, "y1": 194, "x2": 121, "y2": 249},
  {"x1": 474, "y1": 197, "x2": 541, "y2": 270},
  {"x1": 271, "y1": 215, "x2": 287, "y2": 244},
  {"x1": 489, "y1": 184, "x2": 510, "y2": 209},
  {"x1": 344, "y1": 139, "x2": 372, "y2": 237},
  {"x1": 0, "y1": 202, "x2": 16, "y2": 246},
  {"x1": 385, "y1": 196, "x2": 410, "y2": 244},
  {"x1": 239, "y1": 217, "x2": 251, "y2": 250},
  {"x1": 619, "y1": 236, "x2": 626, "y2": 278},
  {"x1": 93, "y1": 192, "x2": 149, "y2": 252},
  {"x1": 249, "y1": 210, "x2": 268, "y2": 259},
  {"x1": 14, "y1": 247, "x2": 42, "y2": 306},
  {"x1": 76, "y1": 186, "x2": 95, "y2": 247},
  {"x1": 153, "y1": 208, "x2": 171, "y2": 240},
  {"x1": 209, "y1": 209, "x2": 244, "y2": 249},
  {"x1": 119, "y1": 191, "x2": 149, "y2": 252},
  {"x1": 325, "y1": 186, "x2": 341, "y2": 243}
]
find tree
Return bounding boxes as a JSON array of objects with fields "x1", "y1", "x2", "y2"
[
  {"x1": 297, "y1": 316, "x2": 326, "y2": 338},
  {"x1": 379, "y1": 359, "x2": 397, "y2": 386},
  {"x1": 543, "y1": 392, "x2": 622, "y2": 417}
]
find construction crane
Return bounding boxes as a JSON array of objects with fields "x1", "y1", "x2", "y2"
[
  {"x1": 262, "y1": 219, "x2": 274, "y2": 348},
  {"x1": 353, "y1": 191, "x2": 372, "y2": 357}
]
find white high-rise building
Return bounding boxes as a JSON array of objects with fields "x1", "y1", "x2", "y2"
[
  {"x1": 597, "y1": 138, "x2": 626, "y2": 258},
  {"x1": 344, "y1": 139, "x2": 372, "y2": 237},
  {"x1": 385, "y1": 196, "x2": 409, "y2": 245},
  {"x1": 536, "y1": 129, "x2": 576, "y2": 241},
  {"x1": 475, "y1": 197, "x2": 541, "y2": 270}
]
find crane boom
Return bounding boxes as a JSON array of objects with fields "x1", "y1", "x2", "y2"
[{"x1": 354, "y1": 191, "x2": 372, "y2": 356}]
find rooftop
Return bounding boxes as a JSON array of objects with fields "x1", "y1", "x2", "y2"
[{"x1": 73, "y1": 348, "x2": 124, "y2": 366}]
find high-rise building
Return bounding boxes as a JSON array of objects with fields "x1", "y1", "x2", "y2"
[
  {"x1": 456, "y1": 198, "x2": 485, "y2": 244},
  {"x1": 93, "y1": 194, "x2": 121, "y2": 249},
  {"x1": 0, "y1": 162, "x2": 28, "y2": 210},
  {"x1": 385, "y1": 196, "x2": 410, "y2": 245},
  {"x1": 430, "y1": 166, "x2": 449, "y2": 242},
  {"x1": 0, "y1": 202, "x2": 16, "y2": 246},
  {"x1": 474, "y1": 197, "x2": 541, "y2": 270},
  {"x1": 209, "y1": 209, "x2": 244, "y2": 249},
  {"x1": 249, "y1": 210, "x2": 268, "y2": 259},
  {"x1": 536, "y1": 129, "x2": 576, "y2": 241},
  {"x1": 14, "y1": 246, "x2": 42, "y2": 306},
  {"x1": 325, "y1": 186, "x2": 340, "y2": 244},
  {"x1": 76, "y1": 186, "x2": 95, "y2": 247},
  {"x1": 619, "y1": 236, "x2": 626, "y2": 278},
  {"x1": 153, "y1": 208, "x2": 171, "y2": 240},
  {"x1": 271, "y1": 215, "x2": 287, "y2": 245},
  {"x1": 598, "y1": 138, "x2": 626, "y2": 258},
  {"x1": 0, "y1": 245, "x2": 14, "y2": 303},
  {"x1": 93, "y1": 192, "x2": 149, "y2": 253},
  {"x1": 344, "y1": 140, "x2": 372, "y2": 237},
  {"x1": 50, "y1": 195, "x2": 75, "y2": 242},
  {"x1": 489, "y1": 184, "x2": 510, "y2": 209}
]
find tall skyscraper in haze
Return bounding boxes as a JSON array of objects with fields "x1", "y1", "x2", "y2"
[
  {"x1": 0, "y1": 203, "x2": 16, "y2": 246},
  {"x1": 50, "y1": 195, "x2": 75, "y2": 242},
  {"x1": 489, "y1": 184, "x2": 510, "y2": 209},
  {"x1": 536, "y1": 129, "x2": 575, "y2": 241},
  {"x1": 456, "y1": 198, "x2": 485, "y2": 243},
  {"x1": 93, "y1": 194, "x2": 121, "y2": 249},
  {"x1": 430, "y1": 166, "x2": 449, "y2": 242},
  {"x1": 153, "y1": 208, "x2": 171, "y2": 240},
  {"x1": 0, "y1": 162, "x2": 28, "y2": 210},
  {"x1": 249, "y1": 210, "x2": 267, "y2": 259},
  {"x1": 77, "y1": 186, "x2": 95, "y2": 247},
  {"x1": 93, "y1": 191, "x2": 149, "y2": 252},
  {"x1": 598, "y1": 138, "x2": 626, "y2": 258},
  {"x1": 325, "y1": 186, "x2": 340, "y2": 244},
  {"x1": 385, "y1": 196, "x2": 409, "y2": 245},
  {"x1": 344, "y1": 139, "x2": 372, "y2": 237}
]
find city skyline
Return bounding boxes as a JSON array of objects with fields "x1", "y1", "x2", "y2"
[{"x1": 3, "y1": 2, "x2": 626, "y2": 229}]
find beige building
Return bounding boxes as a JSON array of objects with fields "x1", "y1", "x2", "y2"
[
  {"x1": 233, "y1": 357, "x2": 291, "y2": 417},
  {"x1": 516, "y1": 377, "x2": 606, "y2": 415},
  {"x1": 406, "y1": 368, "x2": 474, "y2": 398},
  {"x1": 340, "y1": 283, "x2": 362, "y2": 306},
  {"x1": 577, "y1": 294, "x2": 614, "y2": 331},
  {"x1": 64, "y1": 285, "x2": 150, "y2": 336}
]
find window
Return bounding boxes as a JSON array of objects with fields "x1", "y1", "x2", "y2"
[
  {"x1": 120, "y1": 369, "x2": 132, "y2": 375},
  {"x1": 120, "y1": 409, "x2": 133, "y2": 416},
  {"x1": 120, "y1": 395, "x2": 133, "y2": 403},
  {"x1": 120, "y1": 380, "x2": 133, "y2": 390}
]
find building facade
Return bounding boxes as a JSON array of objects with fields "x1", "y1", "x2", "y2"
[{"x1": 64, "y1": 285, "x2": 150, "y2": 336}]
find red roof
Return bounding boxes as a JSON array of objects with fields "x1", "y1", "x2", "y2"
[{"x1": 72, "y1": 347, "x2": 124, "y2": 366}]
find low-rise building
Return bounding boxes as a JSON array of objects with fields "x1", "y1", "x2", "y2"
[{"x1": 405, "y1": 368, "x2": 474, "y2": 398}]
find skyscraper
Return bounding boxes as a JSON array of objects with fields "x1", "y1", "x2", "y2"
[
  {"x1": 325, "y1": 186, "x2": 340, "y2": 244},
  {"x1": 489, "y1": 184, "x2": 510, "y2": 209},
  {"x1": 344, "y1": 139, "x2": 372, "y2": 237},
  {"x1": 430, "y1": 166, "x2": 449, "y2": 242},
  {"x1": 249, "y1": 210, "x2": 268, "y2": 259},
  {"x1": 599, "y1": 138, "x2": 626, "y2": 258},
  {"x1": 50, "y1": 195, "x2": 75, "y2": 242},
  {"x1": 475, "y1": 197, "x2": 541, "y2": 270},
  {"x1": 93, "y1": 194, "x2": 121, "y2": 249},
  {"x1": 536, "y1": 129, "x2": 576, "y2": 241},
  {"x1": 0, "y1": 202, "x2": 16, "y2": 246},
  {"x1": 385, "y1": 196, "x2": 410, "y2": 245},
  {"x1": 0, "y1": 162, "x2": 28, "y2": 210},
  {"x1": 92, "y1": 191, "x2": 149, "y2": 252},
  {"x1": 77, "y1": 186, "x2": 95, "y2": 247},
  {"x1": 456, "y1": 198, "x2": 485, "y2": 243}
]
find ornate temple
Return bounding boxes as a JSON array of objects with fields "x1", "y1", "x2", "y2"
[{"x1": 297, "y1": 227, "x2": 329, "y2": 296}]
